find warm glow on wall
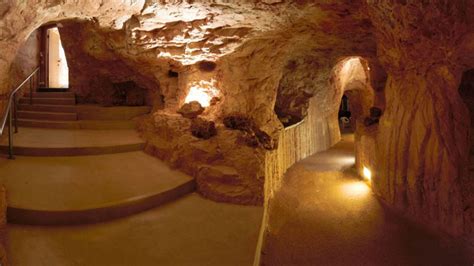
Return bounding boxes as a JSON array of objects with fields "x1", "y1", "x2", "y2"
[
  {"x1": 184, "y1": 79, "x2": 219, "y2": 107},
  {"x1": 363, "y1": 166, "x2": 372, "y2": 182}
]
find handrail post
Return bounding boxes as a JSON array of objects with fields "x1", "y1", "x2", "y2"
[
  {"x1": 8, "y1": 108, "x2": 14, "y2": 160},
  {"x1": 13, "y1": 94, "x2": 18, "y2": 133},
  {"x1": 36, "y1": 71, "x2": 39, "y2": 90},
  {"x1": 30, "y1": 78, "x2": 33, "y2": 105},
  {"x1": 1, "y1": 68, "x2": 39, "y2": 159}
]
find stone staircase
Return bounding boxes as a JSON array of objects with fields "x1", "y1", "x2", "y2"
[
  {"x1": 18, "y1": 92, "x2": 78, "y2": 128},
  {"x1": 0, "y1": 91, "x2": 196, "y2": 225},
  {"x1": 16, "y1": 92, "x2": 138, "y2": 129}
]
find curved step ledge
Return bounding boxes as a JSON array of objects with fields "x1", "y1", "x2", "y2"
[
  {"x1": 24, "y1": 92, "x2": 75, "y2": 98},
  {"x1": 18, "y1": 104, "x2": 76, "y2": 113},
  {"x1": 19, "y1": 97, "x2": 76, "y2": 105},
  {"x1": 8, "y1": 180, "x2": 195, "y2": 225},
  {"x1": 18, "y1": 110, "x2": 78, "y2": 121},
  {"x1": 18, "y1": 119, "x2": 136, "y2": 130},
  {"x1": 1, "y1": 152, "x2": 195, "y2": 225},
  {"x1": 0, "y1": 143, "x2": 145, "y2": 156},
  {"x1": 0, "y1": 128, "x2": 145, "y2": 156}
]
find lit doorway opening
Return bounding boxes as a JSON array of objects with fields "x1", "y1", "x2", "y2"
[{"x1": 47, "y1": 27, "x2": 69, "y2": 88}]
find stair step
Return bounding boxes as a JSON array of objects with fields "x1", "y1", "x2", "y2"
[
  {"x1": 78, "y1": 120, "x2": 136, "y2": 130},
  {"x1": 24, "y1": 92, "x2": 75, "y2": 98},
  {"x1": 0, "y1": 127, "x2": 145, "y2": 156},
  {"x1": 18, "y1": 119, "x2": 136, "y2": 130},
  {"x1": 0, "y1": 151, "x2": 195, "y2": 225},
  {"x1": 37, "y1": 88, "x2": 69, "y2": 92},
  {"x1": 77, "y1": 105, "x2": 152, "y2": 120},
  {"x1": 19, "y1": 97, "x2": 75, "y2": 105},
  {"x1": 18, "y1": 104, "x2": 76, "y2": 113},
  {"x1": 8, "y1": 179, "x2": 195, "y2": 225},
  {"x1": 18, "y1": 119, "x2": 79, "y2": 129},
  {"x1": 17, "y1": 110, "x2": 77, "y2": 121},
  {"x1": 0, "y1": 142, "x2": 145, "y2": 156}
]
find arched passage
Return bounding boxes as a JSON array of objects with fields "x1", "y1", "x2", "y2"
[
  {"x1": 330, "y1": 56, "x2": 386, "y2": 182},
  {"x1": 333, "y1": 57, "x2": 375, "y2": 131}
]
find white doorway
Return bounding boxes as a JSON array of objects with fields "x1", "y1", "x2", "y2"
[{"x1": 47, "y1": 27, "x2": 69, "y2": 88}]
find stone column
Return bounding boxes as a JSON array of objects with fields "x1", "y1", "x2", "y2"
[
  {"x1": 375, "y1": 65, "x2": 468, "y2": 236},
  {"x1": 368, "y1": 0, "x2": 474, "y2": 237}
]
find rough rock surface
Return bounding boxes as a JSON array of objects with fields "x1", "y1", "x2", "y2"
[
  {"x1": 139, "y1": 111, "x2": 265, "y2": 205},
  {"x1": 178, "y1": 101, "x2": 204, "y2": 119},
  {"x1": 224, "y1": 114, "x2": 275, "y2": 150},
  {"x1": 275, "y1": 58, "x2": 328, "y2": 126},
  {"x1": 367, "y1": 1, "x2": 474, "y2": 240},
  {"x1": 0, "y1": 29, "x2": 40, "y2": 112},
  {"x1": 190, "y1": 117, "x2": 216, "y2": 139},
  {"x1": 58, "y1": 20, "x2": 156, "y2": 106}
]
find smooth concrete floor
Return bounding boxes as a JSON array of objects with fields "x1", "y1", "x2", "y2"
[
  {"x1": 0, "y1": 152, "x2": 191, "y2": 210},
  {"x1": 0, "y1": 127, "x2": 143, "y2": 148},
  {"x1": 7, "y1": 193, "x2": 263, "y2": 266},
  {"x1": 262, "y1": 134, "x2": 472, "y2": 266}
]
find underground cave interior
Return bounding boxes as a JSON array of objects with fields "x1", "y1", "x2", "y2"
[{"x1": 0, "y1": 1, "x2": 473, "y2": 265}]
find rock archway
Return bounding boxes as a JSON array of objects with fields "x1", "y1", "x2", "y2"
[
  {"x1": 332, "y1": 57, "x2": 375, "y2": 129},
  {"x1": 329, "y1": 56, "x2": 387, "y2": 182}
]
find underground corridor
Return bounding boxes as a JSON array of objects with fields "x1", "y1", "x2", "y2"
[{"x1": 0, "y1": 1, "x2": 473, "y2": 266}]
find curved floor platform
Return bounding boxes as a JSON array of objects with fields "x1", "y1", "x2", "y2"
[
  {"x1": 7, "y1": 194, "x2": 262, "y2": 266},
  {"x1": 0, "y1": 151, "x2": 195, "y2": 225},
  {"x1": 0, "y1": 127, "x2": 144, "y2": 156}
]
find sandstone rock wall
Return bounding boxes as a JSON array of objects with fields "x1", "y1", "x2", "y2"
[
  {"x1": 354, "y1": 122, "x2": 377, "y2": 182},
  {"x1": 368, "y1": 1, "x2": 474, "y2": 239},
  {"x1": 139, "y1": 112, "x2": 267, "y2": 205},
  {"x1": 58, "y1": 20, "x2": 157, "y2": 106},
  {"x1": 0, "y1": 29, "x2": 40, "y2": 114},
  {"x1": 9, "y1": 29, "x2": 40, "y2": 94}
]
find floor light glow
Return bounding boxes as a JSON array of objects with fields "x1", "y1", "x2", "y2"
[
  {"x1": 338, "y1": 155, "x2": 355, "y2": 165},
  {"x1": 341, "y1": 181, "x2": 370, "y2": 198}
]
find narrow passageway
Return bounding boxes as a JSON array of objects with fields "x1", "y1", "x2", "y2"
[{"x1": 261, "y1": 134, "x2": 471, "y2": 266}]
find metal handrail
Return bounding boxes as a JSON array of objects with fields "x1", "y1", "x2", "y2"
[{"x1": 0, "y1": 67, "x2": 40, "y2": 159}]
